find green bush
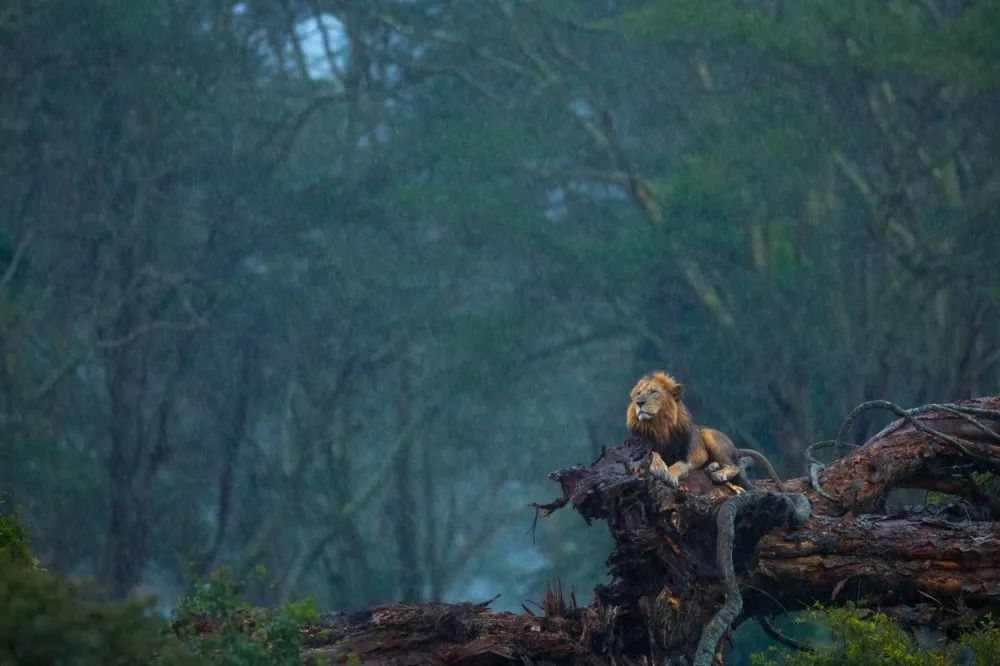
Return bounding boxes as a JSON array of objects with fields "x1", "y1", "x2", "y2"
[
  {"x1": 0, "y1": 563, "x2": 197, "y2": 665},
  {"x1": 173, "y1": 566, "x2": 318, "y2": 665},
  {"x1": 0, "y1": 501, "x2": 35, "y2": 568},
  {"x1": 752, "y1": 603, "x2": 1000, "y2": 666},
  {"x1": 0, "y1": 506, "x2": 317, "y2": 664},
  {"x1": 1, "y1": 504, "x2": 193, "y2": 663}
]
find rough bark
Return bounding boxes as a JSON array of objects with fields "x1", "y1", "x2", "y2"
[
  {"x1": 300, "y1": 602, "x2": 597, "y2": 665},
  {"x1": 294, "y1": 396, "x2": 1000, "y2": 664}
]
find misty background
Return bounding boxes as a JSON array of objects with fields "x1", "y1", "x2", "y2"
[{"x1": 1, "y1": 0, "x2": 997, "y2": 628}]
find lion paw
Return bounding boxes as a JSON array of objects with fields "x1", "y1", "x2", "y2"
[
  {"x1": 706, "y1": 462, "x2": 721, "y2": 472},
  {"x1": 709, "y1": 470, "x2": 727, "y2": 483},
  {"x1": 651, "y1": 467, "x2": 678, "y2": 487}
]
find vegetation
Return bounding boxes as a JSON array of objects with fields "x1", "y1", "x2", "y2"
[
  {"x1": 0, "y1": 501, "x2": 34, "y2": 568},
  {"x1": 0, "y1": 510, "x2": 316, "y2": 665},
  {"x1": 0, "y1": 507, "x2": 191, "y2": 664},
  {"x1": 1, "y1": 0, "x2": 997, "y2": 662},
  {"x1": 173, "y1": 568, "x2": 318, "y2": 666},
  {"x1": 0, "y1": 563, "x2": 192, "y2": 665},
  {"x1": 753, "y1": 604, "x2": 1000, "y2": 666}
]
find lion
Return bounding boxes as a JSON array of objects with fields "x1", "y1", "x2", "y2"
[{"x1": 626, "y1": 371, "x2": 785, "y2": 491}]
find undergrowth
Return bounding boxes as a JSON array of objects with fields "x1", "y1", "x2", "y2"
[
  {"x1": 752, "y1": 603, "x2": 1000, "y2": 666},
  {"x1": 1, "y1": 504, "x2": 317, "y2": 665},
  {"x1": 173, "y1": 566, "x2": 318, "y2": 665}
]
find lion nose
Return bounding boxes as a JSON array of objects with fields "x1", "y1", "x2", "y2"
[{"x1": 635, "y1": 398, "x2": 646, "y2": 408}]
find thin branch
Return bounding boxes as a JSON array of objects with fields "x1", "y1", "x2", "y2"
[
  {"x1": 399, "y1": 60, "x2": 507, "y2": 104},
  {"x1": 371, "y1": 12, "x2": 536, "y2": 80},
  {"x1": 0, "y1": 230, "x2": 35, "y2": 297},
  {"x1": 309, "y1": 2, "x2": 347, "y2": 84},
  {"x1": 760, "y1": 617, "x2": 815, "y2": 653},
  {"x1": 839, "y1": 399, "x2": 1000, "y2": 468},
  {"x1": 96, "y1": 317, "x2": 206, "y2": 349}
]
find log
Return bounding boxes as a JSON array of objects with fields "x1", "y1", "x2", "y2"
[
  {"x1": 300, "y1": 602, "x2": 596, "y2": 665},
  {"x1": 296, "y1": 397, "x2": 1000, "y2": 665}
]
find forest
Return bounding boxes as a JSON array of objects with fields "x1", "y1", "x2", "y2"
[{"x1": 1, "y1": 0, "x2": 999, "y2": 664}]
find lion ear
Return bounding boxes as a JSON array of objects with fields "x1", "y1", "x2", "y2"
[{"x1": 669, "y1": 382, "x2": 683, "y2": 400}]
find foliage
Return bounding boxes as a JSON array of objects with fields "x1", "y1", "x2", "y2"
[
  {"x1": 956, "y1": 615, "x2": 1000, "y2": 666},
  {"x1": 0, "y1": 511, "x2": 318, "y2": 665},
  {"x1": 173, "y1": 567, "x2": 318, "y2": 666},
  {"x1": 0, "y1": 562, "x2": 196, "y2": 665},
  {"x1": 0, "y1": 500, "x2": 34, "y2": 568},
  {"x1": 752, "y1": 604, "x2": 1000, "y2": 666}
]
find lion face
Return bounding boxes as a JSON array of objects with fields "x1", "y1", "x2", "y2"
[{"x1": 626, "y1": 371, "x2": 685, "y2": 440}]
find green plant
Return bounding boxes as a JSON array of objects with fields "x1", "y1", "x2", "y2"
[
  {"x1": 0, "y1": 500, "x2": 35, "y2": 568},
  {"x1": 0, "y1": 500, "x2": 196, "y2": 664},
  {"x1": 173, "y1": 566, "x2": 318, "y2": 665},
  {"x1": 949, "y1": 614, "x2": 1000, "y2": 666},
  {"x1": 752, "y1": 603, "x2": 1000, "y2": 666}
]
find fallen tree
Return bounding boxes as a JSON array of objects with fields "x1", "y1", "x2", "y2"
[{"x1": 299, "y1": 397, "x2": 1000, "y2": 665}]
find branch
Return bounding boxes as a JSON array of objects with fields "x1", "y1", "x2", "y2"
[
  {"x1": 0, "y1": 230, "x2": 34, "y2": 297},
  {"x1": 693, "y1": 491, "x2": 809, "y2": 666}
]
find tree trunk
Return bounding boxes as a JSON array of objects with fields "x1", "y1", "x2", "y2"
[{"x1": 285, "y1": 397, "x2": 1000, "y2": 664}]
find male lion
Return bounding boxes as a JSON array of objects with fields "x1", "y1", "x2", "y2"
[{"x1": 626, "y1": 371, "x2": 785, "y2": 491}]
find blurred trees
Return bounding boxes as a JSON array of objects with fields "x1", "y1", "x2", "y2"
[
  {"x1": 0, "y1": 0, "x2": 997, "y2": 636},
  {"x1": 389, "y1": 0, "x2": 1000, "y2": 462}
]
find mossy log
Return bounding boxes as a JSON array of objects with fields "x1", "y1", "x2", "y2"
[{"x1": 298, "y1": 397, "x2": 1000, "y2": 665}]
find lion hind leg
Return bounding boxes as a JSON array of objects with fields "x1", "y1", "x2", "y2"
[{"x1": 708, "y1": 462, "x2": 741, "y2": 483}]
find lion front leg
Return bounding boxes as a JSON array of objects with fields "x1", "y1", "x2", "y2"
[
  {"x1": 664, "y1": 460, "x2": 690, "y2": 487},
  {"x1": 650, "y1": 453, "x2": 692, "y2": 488},
  {"x1": 649, "y1": 451, "x2": 674, "y2": 486}
]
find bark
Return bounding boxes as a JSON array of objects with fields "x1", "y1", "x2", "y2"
[
  {"x1": 289, "y1": 397, "x2": 1000, "y2": 664},
  {"x1": 301, "y1": 602, "x2": 598, "y2": 665}
]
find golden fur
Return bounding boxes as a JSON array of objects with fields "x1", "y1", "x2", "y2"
[{"x1": 627, "y1": 371, "x2": 785, "y2": 490}]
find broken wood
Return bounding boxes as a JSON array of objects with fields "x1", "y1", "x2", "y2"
[{"x1": 294, "y1": 397, "x2": 1000, "y2": 664}]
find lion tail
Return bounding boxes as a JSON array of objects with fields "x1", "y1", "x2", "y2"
[{"x1": 735, "y1": 449, "x2": 785, "y2": 491}]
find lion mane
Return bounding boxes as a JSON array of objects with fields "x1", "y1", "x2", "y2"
[{"x1": 626, "y1": 371, "x2": 694, "y2": 461}]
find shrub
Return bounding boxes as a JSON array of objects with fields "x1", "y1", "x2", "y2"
[
  {"x1": 0, "y1": 500, "x2": 35, "y2": 568},
  {"x1": 752, "y1": 603, "x2": 1000, "y2": 666},
  {"x1": 173, "y1": 566, "x2": 318, "y2": 665},
  {"x1": 0, "y1": 562, "x2": 196, "y2": 664}
]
